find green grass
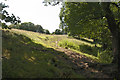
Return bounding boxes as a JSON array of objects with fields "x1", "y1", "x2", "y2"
[
  {"x1": 58, "y1": 39, "x2": 113, "y2": 63},
  {"x1": 58, "y1": 39, "x2": 99, "y2": 56},
  {"x1": 11, "y1": 29, "x2": 98, "y2": 48},
  {"x1": 8, "y1": 29, "x2": 102, "y2": 60},
  {"x1": 2, "y1": 29, "x2": 85, "y2": 78},
  {"x1": 2, "y1": 29, "x2": 112, "y2": 78},
  {"x1": 58, "y1": 40, "x2": 99, "y2": 61},
  {"x1": 11, "y1": 29, "x2": 101, "y2": 58}
]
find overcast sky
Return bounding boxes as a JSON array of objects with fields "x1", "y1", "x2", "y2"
[{"x1": 2, "y1": 0, "x2": 62, "y2": 33}]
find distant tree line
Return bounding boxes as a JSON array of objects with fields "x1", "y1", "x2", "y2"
[
  {"x1": 52, "y1": 27, "x2": 69, "y2": 35},
  {"x1": 1, "y1": 2, "x2": 68, "y2": 35},
  {"x1": 8, "y1": 22, "x2": 50, "y2": 34}
]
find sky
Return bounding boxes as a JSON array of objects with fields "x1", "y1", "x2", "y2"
[{"x1": 2, "y1": 0, "x2": 62, "y2": 33}]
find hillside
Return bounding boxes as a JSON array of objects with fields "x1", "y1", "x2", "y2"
[{"x1": 2, "y1": 29, "x2": 117, "y2": 78}]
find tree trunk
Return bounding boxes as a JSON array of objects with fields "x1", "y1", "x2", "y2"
[
  {"x1": 101, "y1": 3, "x2": 120, "y2": 79},
  {"x1": 112, "y1": 31, "x2": 119, "y2": 64},
  {"x1": 101, "y1": 2, "x2": 120, "y2": 64}
]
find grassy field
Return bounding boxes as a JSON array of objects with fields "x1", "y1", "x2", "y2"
[
  {"x1": 11, "y1": 29, "x2": 100, "y2": 58},
  {"x1": 2, "y1": 29, "x2": 86, "y2": 78},
  {"x1": 11, "y1": 29, "x2": 98, "y2": 47},
  {"x1": 2, "y1": 29, "x2": 112, "y2": 78}
]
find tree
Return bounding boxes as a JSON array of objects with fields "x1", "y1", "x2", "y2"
[
  {"x1": 61, "y1": 27, "x2": 69, "y2": 34},
  {"x1": 54, "y1": 29, "x2": 62, "y2": 35},
  {"x1": 44, "y1": 29, "x2": 50, "y2": 34},
  {"x1": 60, "y1": 2, "x2": 111, "y2": 48},
  {"x1": 9, "y1": 24, "x2": 19, "y2": 29},
  {"x1": 59, "y1": 2, "x2": 120, "y2": 64},
  {"x1": 35, "y1": 25, "x2": 44, "y2": 33},
  {"x1": 19, "y1": 22, "x2": 35, "y2": 31},
  {"x1": 101, "y1": 2, "x2": 120, "y2": 64},
  {"x1": 18, "y1": 22, "x2": 45, "y2": 33},
  {"x1": 0, "y1": 2, "x2": 21, "y2": 27}
]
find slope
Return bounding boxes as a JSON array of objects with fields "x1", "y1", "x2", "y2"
[
  {"x1": 2, "y1": 29, "x2": 117, "y2": 78},
  {"x1": 2, "y1": 29, "x2": 86, "y2": 78}
]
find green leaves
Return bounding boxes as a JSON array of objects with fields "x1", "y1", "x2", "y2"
[
  {"x1": 59, "y1": 2, "x2": 114, "y2": 50},
  {"x1": 0, "y1": 2, "x2": 21, "y2": 25}
]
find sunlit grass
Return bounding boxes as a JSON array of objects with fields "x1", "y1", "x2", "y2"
[
  {"x1": 2, "y1": 29, "x2": 86, "y2": 78},
  {"x1": 11, "y1": 29, "x2": 102, "y2": 60},
  {"x1": 11, "y1": 29, "x2": 101, "y2": 47},
  {"x1": 2, "y1": 28, "x2": 113, "y2": 78},
  {"x1": 71, "y1": 49, "x2": 99, "y2": 62}
]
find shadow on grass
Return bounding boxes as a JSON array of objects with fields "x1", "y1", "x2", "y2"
[
  {"x1": 2, "y1": 30, "x2": 85, "y2": 78},
  {"x1": 78, "y1": 44, "x2": 99, "y2": 57},
  {"x1": 2, "y1": 30, "x2": 114, "y2": 79},
  {"x1": 73, "y1": 37, "x2": 94, "y2": 44}
]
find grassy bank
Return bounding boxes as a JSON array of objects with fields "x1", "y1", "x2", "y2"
[
  {"x1": 2, "y1": 29, "x2": 85, "y2": 78},
  {"x1": 2, "y1": 29, "x2": 113, "y2": 78}
]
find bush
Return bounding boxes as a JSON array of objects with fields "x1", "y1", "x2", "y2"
[{"x1": 97, "y1": 50, "x2": 113, "y2": 63}]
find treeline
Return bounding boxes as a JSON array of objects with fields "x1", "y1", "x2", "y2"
[
  {"x1": 52, "y1": 27, "x2": 69, "y2": 35},
  {"x1": 2, "y1": 22, "x2": 50, "y2": 34},
  {"x1": 2, "y1": 22, "x2": 69, "y2": 35}
]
